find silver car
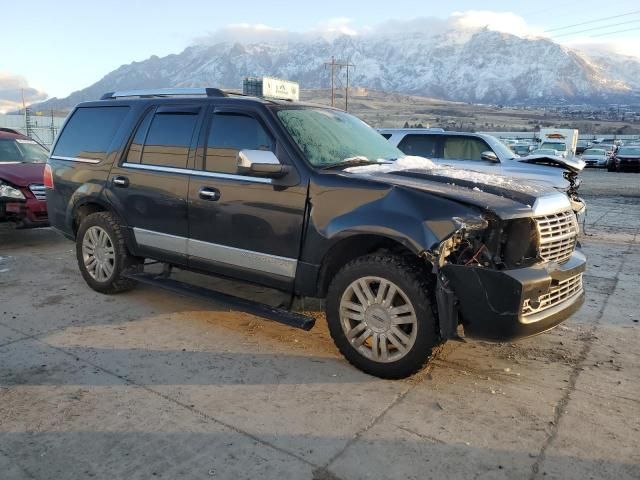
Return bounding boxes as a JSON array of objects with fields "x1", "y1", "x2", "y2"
[
  {"x1": 378, "y1": 129, "x2": 586, "y2": 213},
  {"x1": 580, "y1": 148, "x2": 608, "y2": 168}
]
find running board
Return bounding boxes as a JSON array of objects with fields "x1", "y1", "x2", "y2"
[{"x1": 123, "y1": 271, "x2": 315, "y2": 331}]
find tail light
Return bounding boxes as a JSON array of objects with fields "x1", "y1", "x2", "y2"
[{"x1": 43, "y1": 164, "x2": 54, "y2": 189}]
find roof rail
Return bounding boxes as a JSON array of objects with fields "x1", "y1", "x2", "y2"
[{"x1": 100, "y1": 88, "x2": 228, "y2": 100}]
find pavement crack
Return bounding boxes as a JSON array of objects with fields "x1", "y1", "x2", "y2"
[
  {"x1": 322, "y1": 341, "x2": 460, "y2": 471},
  {"x1": 529, "y1": 228, "x2": 639, "y2": 480}
]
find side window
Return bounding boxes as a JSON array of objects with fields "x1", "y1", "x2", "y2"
[
  {"x1": 140, "y1": 112, "x2": 198, "y2": 169},
  {"x1": 397, "y1": 134, "x2": 438, "y2": 158},
  {"x1": 53, "y1": 106, "x2": 129, "y2": 162},
  {"x1": 125, "y1": 109, "x2": 154, "y2": 164},
  {"x1": 380, "y1": 133, "x2": 392, "y2": 140},
  {"x1": 443, "y1": 136, "x2": 490, "y2": 161},
  {"x1": 205, "y1": 112, "x2": 274, "y2": 173}
]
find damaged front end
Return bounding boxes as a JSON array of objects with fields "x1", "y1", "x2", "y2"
[{"x1": 428, "y1": 210, "x2": 586, "y2": 342}]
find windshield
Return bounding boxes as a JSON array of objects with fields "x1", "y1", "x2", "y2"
[
  {"x1": 276, "y1": 108, "x2": 402, "y2": 167},
  {"x1": 0, "y1": 138, "x2": 49, "y2": 163},
  {"x1": 618, "y1": 147, "x2": 640, "y2": 156},
  {"x1": 583, "y1": 149, "x2": 605, "y2": 155},
  {"x1": 541, "y1": 142, "x2": 566, "y2": 151}
]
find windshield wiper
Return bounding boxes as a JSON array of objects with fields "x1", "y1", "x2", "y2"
[{"x1": 320, "y1": 158, "x2": 393, "y2": 170}]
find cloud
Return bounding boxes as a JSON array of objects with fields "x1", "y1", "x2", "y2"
[
  {"x1": 194, "y1": 11, "x2": 547, "y2": 46},
  {"x1": 192, "y1": 11, "x2": 639, "y2": 60},
  {"x1": 563, "y1": 38, "x2": 640, "y2": 59},
  {"x1": 0, "y1": 72, "x2": 48, "y2": 114},
  {"x1": 451, "y1": 10, "x2": 545, "y2": 38}
]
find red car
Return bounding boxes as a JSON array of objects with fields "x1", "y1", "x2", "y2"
[{"x1": 0, "y1": 128, "x2": 49, "y2": 228}]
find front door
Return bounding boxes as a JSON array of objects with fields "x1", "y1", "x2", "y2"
[
  {"x1": 108, "y1": 105, "x2": 203, "y2": 265},
  {"x1": 187, "y1": 106, "x2": 307, "y2": 291}
]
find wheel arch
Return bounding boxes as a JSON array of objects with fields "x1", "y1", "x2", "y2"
[{"x1": 314, "y1": 233, "x2": 433, "y2": 298}]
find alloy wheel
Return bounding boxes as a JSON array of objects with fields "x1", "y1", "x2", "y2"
[
  {"x1": 339, "y1": 276, "x2": 418, "y2": 363},
  {"x1": 82, "y1": 226, "x2": 116, "y2": 282}
]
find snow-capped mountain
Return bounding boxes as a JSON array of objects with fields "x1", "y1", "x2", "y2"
[{"x1": 34, "y1": 29, "x2": 640, "y2": 110}]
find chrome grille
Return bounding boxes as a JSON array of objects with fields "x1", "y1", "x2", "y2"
[
  {"x1": 534, "y1": 210, "x2": 578, "y2": 264},
  {"x1": 522, "y1": 273, "x2": 583, "y2": 318},
  {"x1": 29, "y1": 184, "x2": 46, "y2": 201}
]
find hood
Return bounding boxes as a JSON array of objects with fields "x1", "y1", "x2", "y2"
[
  {"x1": 518, "y1": 154, "x2": 585, "y2": 173},
  {"x1": 0, "y1": 163, "x2": 46, "y2": 187},
  {"x1": 346, "y1": 157, "x2": 568, "y2": 220}
]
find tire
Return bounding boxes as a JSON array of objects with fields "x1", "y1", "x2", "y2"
[
  {"x1": 76, "y1": 212, "x2": 139, "y2": 293},
  {"x1": 326, "y1": 254, "x2": 440, "y2": 379}
]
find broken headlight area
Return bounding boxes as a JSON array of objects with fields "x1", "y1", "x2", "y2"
[
  {"x1": 563, "y1": 170, "x2": 581, "y2": 200},
  {"x1": 436, "y1": 215, "x2": 538, "y2": 271}
]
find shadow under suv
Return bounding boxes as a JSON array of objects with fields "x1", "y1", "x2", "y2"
[{"x1": 46, "y1": 89, "x2": 586, "y2": 379}]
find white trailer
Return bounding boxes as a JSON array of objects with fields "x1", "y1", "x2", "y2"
[{"x1": 539, "y1": 128, "x2": 579, "y2": 157}]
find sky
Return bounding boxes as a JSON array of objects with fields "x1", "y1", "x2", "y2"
[{"x1": 1, "y1": 0, "x2": 639, "y2": 109}]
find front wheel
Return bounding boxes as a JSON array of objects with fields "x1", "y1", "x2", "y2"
[{"x1": 326, "y1": 254, "x2": 440, "y2": 379}]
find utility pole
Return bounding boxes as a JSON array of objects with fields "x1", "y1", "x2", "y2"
[{"x1": 324, "y1": 57, "x2": 355, "y2": 111}]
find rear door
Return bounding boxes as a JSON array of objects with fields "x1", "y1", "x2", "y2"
[
  {"x1": 396, "y1": 134, "x2": 441, "y2": 161},
  {"x1": 107, "y1": 104, "x2": 203, "y2": 265},
  {"x1": 187, "y1": 105, "x2": 307, "y2": 290}
]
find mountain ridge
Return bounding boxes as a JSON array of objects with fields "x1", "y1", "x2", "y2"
[{"x1": 32, "y1": 29, "x2": 640, "y2": 111}]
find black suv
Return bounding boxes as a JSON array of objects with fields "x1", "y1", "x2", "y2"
[{"x1": 46, "y1": 88, "x2": 586, "y2": 379}]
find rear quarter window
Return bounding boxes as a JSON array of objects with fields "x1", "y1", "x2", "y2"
[
  {"x1": 397, "y1": 134, "x2": 439, "y2": 158},
  {"x1": 52, "y1": 106, "x2": 129, "y2": 162}
]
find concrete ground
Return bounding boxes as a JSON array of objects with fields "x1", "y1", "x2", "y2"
[{"x1": 0, "y1": 170, "x2": 638, "y2": 479}]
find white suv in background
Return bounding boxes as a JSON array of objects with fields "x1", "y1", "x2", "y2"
[{"x1": 379, "y1": 129, "x2": 585, "y2": 214}]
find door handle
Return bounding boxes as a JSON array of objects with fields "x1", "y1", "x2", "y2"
[
  {"x1": 113, "y1": 176, "x2": 129, "y2": 187},
  {"x1": 199, "y1": 187, "x2": 220, "y2": 201}
]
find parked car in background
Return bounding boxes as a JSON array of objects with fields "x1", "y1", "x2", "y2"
[
  {"x1": 598, "y1": 144, "x2": 618, "y2": 161},
  {"x1": 608, "y1": 146, "x2": 640, "y2": 172},
  {"x1": 576, "y1": 140, "x2": 591, "y2": 154},
  {"x1": 531, "y1": 148, "x2": 560, "y2": 157},
  {"x1": 379, "y1": 129, "x2": 585, "y2": 215},
  {"x1": 580, "y1": 148, "x2": 608, "y2": 168},
  {"x1": 511, "y1": 144, "x2": 533, "y2": 157},
  {"x1": 0, "y1": 128, "x2": 49, "y2": 228}
]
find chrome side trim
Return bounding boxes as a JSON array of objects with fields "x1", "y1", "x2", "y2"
[
  {"x1": 121, "y1": 162, "x2": 273, "y2": 184},
  {"x1": 132, "y1": 228, "x2": 297, "y2": 278},
  {"x1": 188, "y1": 238, "x2": 297, "y2": 278},
  {"x1": 49, "y1": 155, "x2": 101, "y2": 164},
  {"x1": 133, "y1": 228, "x2": 188, "y2": 255}
]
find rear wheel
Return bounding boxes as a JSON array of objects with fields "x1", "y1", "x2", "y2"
[
  {"x1": 76, "y1": 212, "x2": 139, "y2": 293},
  {"x1": 326, "y1": 254, "x2": 440, "y2": 379}
]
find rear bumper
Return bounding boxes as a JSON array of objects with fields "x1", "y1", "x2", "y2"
[{"x1": 442, "y1": 250, "x2": 586, "y2": 341}]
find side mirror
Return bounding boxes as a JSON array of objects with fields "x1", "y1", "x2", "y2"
[
  {"x1": 236, "y1": 149, "x2": 290, "y2": 178},
  {"x1": 481, "y1": 151, "x2": 499, "y2": 162}
]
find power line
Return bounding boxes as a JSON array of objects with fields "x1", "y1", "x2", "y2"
[
  {"x1": 545, "y1": 9, "x2": 640, "y2": 33},
  {"x1": 324, "y1": 56, "x2": 355, "y2": 111},
  {"x1": 589, "y1": 26, "x2": 640, "y2": 37},
  {"x1": 552, "y1": 18, "x2": 640, "y2": 38}
]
